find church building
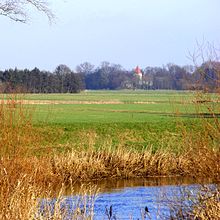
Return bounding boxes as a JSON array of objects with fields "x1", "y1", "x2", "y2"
[{"x1": 134, "y1": 66, "x2": 143, "y2": 80}]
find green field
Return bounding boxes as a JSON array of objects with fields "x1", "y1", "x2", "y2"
[
  {"x1": 25, "y1": 90, "x2": 219, "y2": 124},
  {"x1": 18, "y1": 90, "x2": 218, "y2": 153},
  {"x1": 25, "y1": 90, "x2": 196, "y2": 102},
  {"x1": 24, "y1": 89, "x2": 218, "y2": 102}
]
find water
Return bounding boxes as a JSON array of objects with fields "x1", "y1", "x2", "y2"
[
  {"x1": 40, "y1": 177, "x2": 213, "y2": 220},
  {"x1": 93, "y1": 184, "x2": 201, "y2": 219}
]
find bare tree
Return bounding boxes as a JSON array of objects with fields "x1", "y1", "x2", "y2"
[
  {"x1": 189, "y1": 41, "x2": 220, "y2": 92},
  {"x1": 76, "y1": 62, "x2": 95, "y2": 75},
  {"x1": 0, "y1": 0, "x2": 54, "y2": 23}
]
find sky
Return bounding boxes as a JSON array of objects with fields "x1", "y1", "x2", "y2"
[{"x1": 0, "y1": 0, "x2": 220, "y2": 71}]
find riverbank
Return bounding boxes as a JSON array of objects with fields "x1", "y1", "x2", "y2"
[
  {"x1": 1, "y1": 142, "x2": 219, "y2": 219},
  {"x1": 1, "y1": 157, "x2": 219, "y2": 219}
]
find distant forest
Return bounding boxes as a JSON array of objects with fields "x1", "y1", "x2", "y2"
[{"x1": 0, "y1": 61, "x2": 219, "y2": 93}]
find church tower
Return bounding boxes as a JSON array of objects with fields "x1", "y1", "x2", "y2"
[{"x1": 134, "y1": 66, "x2": 143, "y2": 80}]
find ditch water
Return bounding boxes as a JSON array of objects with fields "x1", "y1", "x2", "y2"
[{"x1": 40, "y1": 177, "x2": 213, "y2": 220}]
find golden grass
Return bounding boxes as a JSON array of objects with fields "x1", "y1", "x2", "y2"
[
  {"x1": 0, "y1": 94, "x2": 40, "y2": 156},
  {"x1": 0, "y1": 170, "x2": 97, "y2": 220},
  {"x1": 193, "y1": 186, "x2": 220, "y2": 220},
  {"x1": 167, "y1": 185, "x2": 220, "y2": 220},
  {"x1": 0, "y1": 141, "x2": 219, "y2": 190},
  {"x1": 50, "y1": 144, "x2": 219, "y2": 182},
  {"x1": 0, "y1": 173, "x2": 41, "y2": 220}
]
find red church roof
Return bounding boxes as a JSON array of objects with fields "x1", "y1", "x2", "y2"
[{"x1": 135, "y1": 66, "x2": 142, "y2": 74}]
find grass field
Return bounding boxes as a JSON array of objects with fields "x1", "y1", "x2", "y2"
[
  {"x1": 21, "y1": 90, "x2": 218, "y2": 124},
  {"x1": 1, "y1": 89, "x2": 219, "y2": 169},
  {"x1": 12, "y1": 90, "x2": 216, "y2": 153},
  {"x1": 23, "y1": 89, "x2": 218, "y2": 102},
  {"x1": 25, "y1": 90, "x2": 196, "y2": 102}
]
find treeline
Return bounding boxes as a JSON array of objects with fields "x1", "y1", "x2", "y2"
[
  {"x1": 0, "y1": 61, "x2": 219, "y2": 93},
  {"x1": 0, "y1": 65, "x2": 84, "y2": 93}
]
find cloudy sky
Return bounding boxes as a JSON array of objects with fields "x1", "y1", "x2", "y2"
[{"x1": 0, "y1": 0, "x2": 220, "y2": 71}]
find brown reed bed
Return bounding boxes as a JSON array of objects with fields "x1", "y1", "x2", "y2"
[
  {"x1": 1, "y1": 147, "x2": 219, "y2": 219},
  {"x1": 50, "y1": 143, "x2": 220, "y2": 183},
  {"x1": 0, "y1": 141, "x2": 219, "y2": 189}
]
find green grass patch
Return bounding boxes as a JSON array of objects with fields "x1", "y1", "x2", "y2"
[{"x1": 17, "y1": 90, "x2": 218, "y2": 154}]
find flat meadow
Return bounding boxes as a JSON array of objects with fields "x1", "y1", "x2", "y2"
[
  {"x1": 21, "y1": 90, "x2": 219, "y2": 152},
  {"x1": 25, "y1": 90, "x2": 219, "y2": 123}
]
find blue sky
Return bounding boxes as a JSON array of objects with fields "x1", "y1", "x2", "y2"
[{"x1": 0, "y1": 0, "x2": 220, "y2": 71}]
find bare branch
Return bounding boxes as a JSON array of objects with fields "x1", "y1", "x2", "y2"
[
  {"x1": 0, "y1": 0, "x2": 54, "y2": 23},
  {"x1": 189, "y1": 41, "x2": 220, "y2": 92}
]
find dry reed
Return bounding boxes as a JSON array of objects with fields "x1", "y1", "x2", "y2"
[
  {"x1": 166, "y1": 185, "x2": 220, "y2": 220},
  {"x1": 0, "y1": 93, "x2": 40, "y2": 157},
  {"x1": 0, "y1": 169, "x2": 97, "y2": 220}
]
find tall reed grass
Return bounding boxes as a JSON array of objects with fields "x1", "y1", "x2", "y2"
[
  {"x1": 165, "y1": 185, "x2": 220, "y2": 220},
  {"x1": 0, "y1": 168, "x2": 97, "y2": 220},
  {"x1": 0, "y1": 93, "x2": 39, "y2": 157}
]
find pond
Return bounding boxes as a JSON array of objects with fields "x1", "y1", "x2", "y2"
[{"x1": 40, "y1": 177, "x2": 214, "y2": 220}]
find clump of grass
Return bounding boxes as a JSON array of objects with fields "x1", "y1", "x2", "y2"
[
  {"x1": 166, "y1": 185, "x2": 220, "y2": 220},
  {"x1": 37, "y1": 184, "x2": 97, "y2": 220},
  {"x1": 1, "y1": 139, "x2": 218, "y2": 193},
  {"x1": 0, "y1": 165, "x2": 42, "y2": 220},
  {"x1": 0, "y1": 93, "x2": 39, "y2": 156},
  {"x1": 193, "y1": 186, "x2": 220, "y2": 220},
  {"x1": 0, "y1": 168, "x2": 97, "y2": 220},
  {"x1": 49, "y1": 142, "x2": 219, "y2": 183}
]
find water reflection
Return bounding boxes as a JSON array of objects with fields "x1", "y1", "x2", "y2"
[
  {"x1": 41, "y1": 177, "x2": 214, "y2": 220},
  {"x1": 67, "y1": 176, "x2": 211, "y2": 194}
]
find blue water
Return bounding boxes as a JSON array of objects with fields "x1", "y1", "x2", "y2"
[
  {"x1": 89, "y1": 184, "x2": 200, "y2": 219},
  {"x1": 39, "y1": 178, "x2": 214, "y2": 220}
]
